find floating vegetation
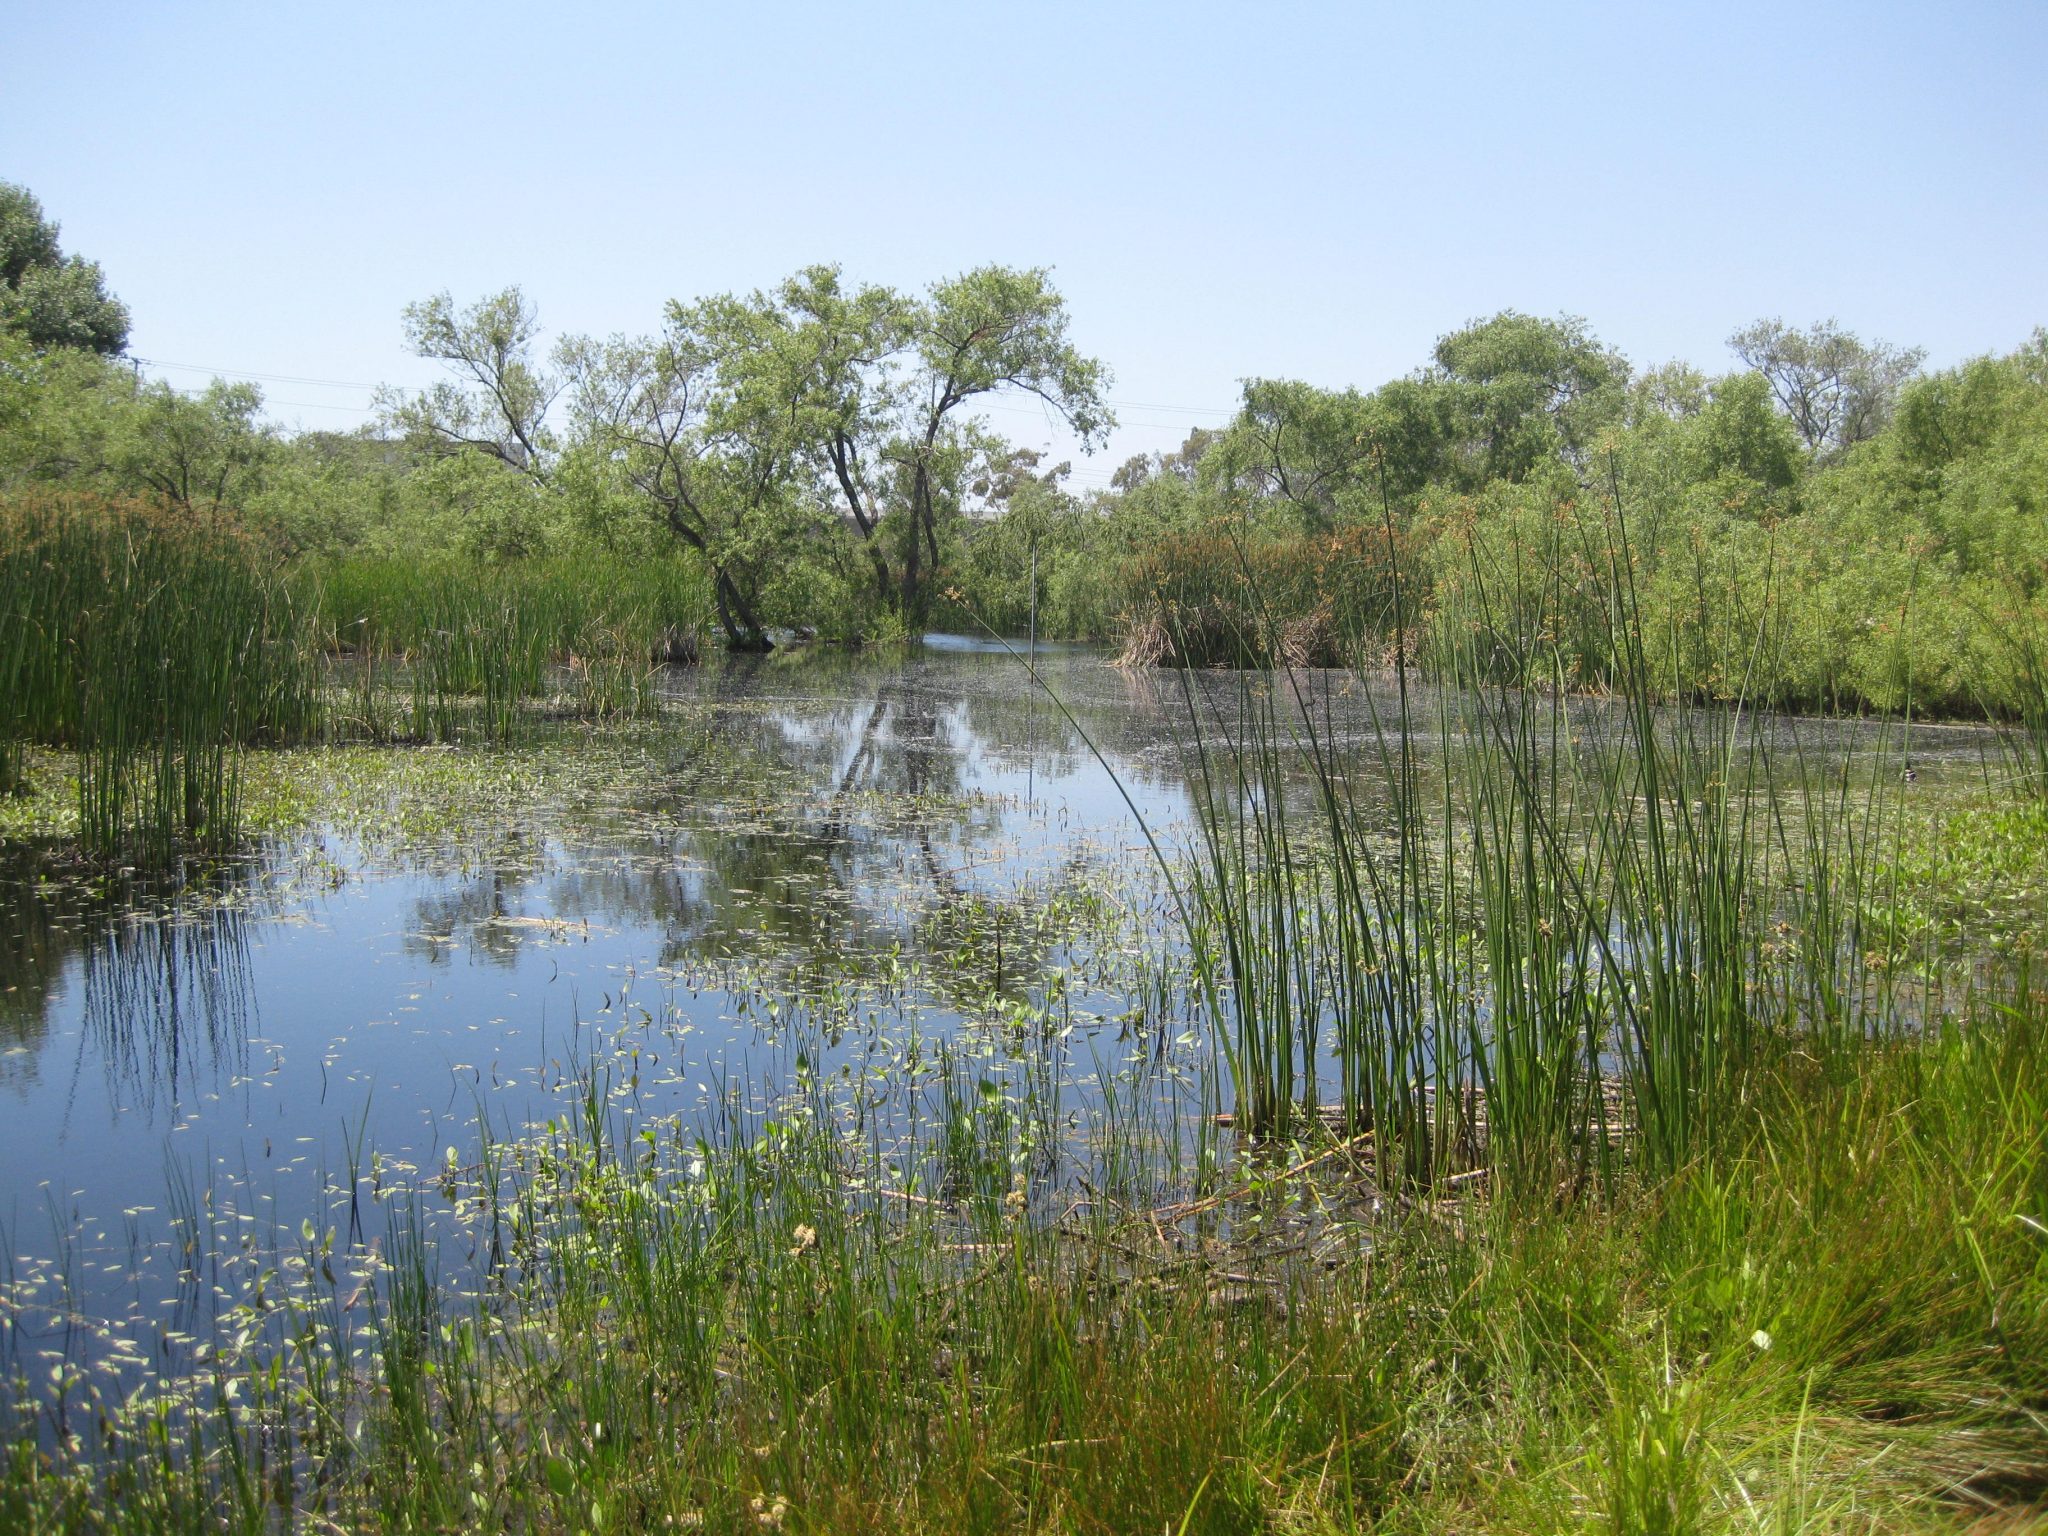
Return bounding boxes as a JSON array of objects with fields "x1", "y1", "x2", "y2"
[{"x1": 2, "y1": 644, "x2": 2046, "y2": 1532}]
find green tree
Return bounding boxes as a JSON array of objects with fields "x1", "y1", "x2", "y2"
[
  {"x1": 378, "y1": 287, "x2": 560, "y2": 480},
  {"x1": 681, "y1": 263, "x2": 1111, "y2": 629},
  {"x1": 1728, "y1": 317, "x2": 1924, "y2": 458},
  {"x1": 558, "y1": 309, "x2": 808, "y2": 649},
  {"x1": 1628, "y1": 361, "x2": 1711, "y2": 423},
  {"x1": 1205, "y1": 380, "x2": 1378, "y2": 526},
  {"x1": 1202, "y1": 373, "x2": 1454, "y2": 531},
  {"x1": 1109, "y1": 426, "x2": 1215, "y2": 491},
  {"x1": 0, "y1": 182, "x2": 130, "y2": 356},
  {"x1": 0, "y1": 338, "x2": 130, "y2": 488},
  {"x1": 1430, "y1": 310, "x2": 1628, "y2": 485},
  {"x1": 244, "y1": 430, "x2": 406, "y2": 557},
  {"x1": 1682, "y1": 371, "x2": 1801, "y2": 494},
  {"x1": 770, "y1": 262, "x2": 913, "y2": 606},
  {"x1": 1892, "y1": 329, "x2": 2048, "y2": 473},
  {"x1": 119, "y1": 379, "x2": 273, "y2": 514},
  {"x1": 886, "y1": 267, "x2": 1112, "y2": 621}
]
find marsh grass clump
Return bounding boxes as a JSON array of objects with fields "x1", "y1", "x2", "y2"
[
  {"x1": 299, "y1": 552, "x2": 709, "y2": 738},
  {"x1": 0, "y1": 492, "x2": 320, "y2": 864},
  {"x1": 1165, "y1": 470, "x2": 1966, "y2": 1203},
  {"x1": 1117, "y1": 521, "x2": 1410, "y2": 670}
]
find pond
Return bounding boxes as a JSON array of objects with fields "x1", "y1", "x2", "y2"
[
  {"x1": 0, "y1": 640, "x2": 1999, "y2": 1402},
  {"x1": 0, "y1": 644, "x2": 1190, "y2": 1379}
]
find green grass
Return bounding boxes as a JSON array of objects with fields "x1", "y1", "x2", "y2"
[
  {"x1": 1164, "y1": 478, "x2": 1946, "y2": 1197},
  {"x1": 0, "y1": 508, "x2": 719, "y2": 866},
  {"x1": 0, "y1": 493, "x2": 321, "y2": 865},
  {"x1": 3, "y1": 980, "x2": 2043, "y2": 1533},
  {"x1": 296, "y1": 553, "x2": 711, "y2": 741}
]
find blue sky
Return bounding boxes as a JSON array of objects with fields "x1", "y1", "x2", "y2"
[{"x1": 5, "y1": 1, "x2": 2043, "y2": 486}]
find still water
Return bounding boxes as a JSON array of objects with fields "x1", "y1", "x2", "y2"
[
  {"x1": 0, "y1": 644, "x2": 1202, "y2": 1349},
  {"x1": 0, "y1": 641, "x2": 1990, "y2": 1375}
]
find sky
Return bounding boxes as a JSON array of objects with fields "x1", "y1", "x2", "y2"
[{"x1": 5, "y1": 0, "x2": 2044, "y2": 490}]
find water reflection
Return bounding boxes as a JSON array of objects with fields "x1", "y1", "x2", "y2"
[
  {"x1": 405, "y1": 834, "x2": 549, "y2": 968},
  {"x1": 0, "y1": 647, "x2": 1993, "y2": 1173},
  {"x1": 0, "y1": 644, "x2": 2011, "y2": 1381},
  {"x1": 0, "y1": 858, "x2": 257, "y2": 1110},
  {"x1": 397, "y1": 666, "x2": 1122, "y2": 1006}
]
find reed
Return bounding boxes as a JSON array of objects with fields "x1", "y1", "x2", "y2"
[
  {"x1": 0, "y1": 493, "x2": 320, "y2": 864},
  {"x1": 1165, "y1": 460, "x2": 1951, "y2": 1195},
  {"x1": 1117, "y1": 520, "x2": 1411, "y2": 670},
  {"x1": 297, "y1": 554, "x2": 707, "y2": 740}
]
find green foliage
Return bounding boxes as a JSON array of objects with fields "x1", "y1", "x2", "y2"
[
  {"x1": 0, "y1": 181, "x2": 129, "y2": 356},
  {"x1": 1682, "y1": 369, "x2": 1801, "y2": 491},
  {"x1": 1103, "y1": 324, "x2": 2047, "y2": 725},
  {"x1": 0, "y1": 493, "x2": 319, "y2": 862},
  {"x1": 297, "y1": 551, "x2": 711, "y2": 740},
  {"x1": 0, "y1": 223, "x2": 2040, "y2": 713},
  {"x1": 1203, "y1": 377, "x2": 1388, "y2": 524},
  {"x1": 0, "y1": 339, "x2": 125, "y2": 488},
  {"x1": 239, "y1": 429, "x2": 408, "y2": 557},
  {"x1": 1431, "y1": 308, "x2": 1629, "y2": 484},
  {"x1": 548, "y1": 261, "x2": 1113, "y2": 642},
  {"x1": 1730, "y1": 316, "x2": 1925, "y2": 458},
  {"x1": 118, "y1": 377, "x2": 272, "y2": 514},
  {"x1": 377, "y1": 286, "x2": 558, "y2": 479},
  {"x1": 7, "y1": 948, "x2": 2045, "y2": 1531},
  {"x1": 858, "y1": 262, "x2": 1114, "y2": 625}
]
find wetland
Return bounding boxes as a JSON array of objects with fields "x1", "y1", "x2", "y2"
[
  {"x1": 6, "y1": 639, "x2": 2047, "y2": 1533},
  {"x1": 8, "y1": 243, "x2": 2048, "y2": 1532}
]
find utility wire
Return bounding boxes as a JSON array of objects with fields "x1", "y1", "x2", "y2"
[
  {"x1": 1108, "y1": 398, "x2": 1234, "y2": 416},
  {"x1": 134, "y1": 358, "x2": 382, "y2": 390},
  {"x1": 151, "y1": 379, "x2": 375, "y2": 414},
  {"x1": 139, "y1": 357, "x2": 1242, "y2": 420}
]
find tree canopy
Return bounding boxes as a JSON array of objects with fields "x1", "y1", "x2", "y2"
[
  {"x1": 1, "y1": 196, "x2": 2040, "y2": 720},
  {"x1": 1728, "y1": 317, "x2": 1924, "y2": 459},
  {"x1": 0, "y1": 182, "x2": 129, "y2": 356}
]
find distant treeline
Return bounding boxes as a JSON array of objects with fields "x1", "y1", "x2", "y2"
[{"x1": 4, "y1": 177, "x2": 2045, "y2": 714}]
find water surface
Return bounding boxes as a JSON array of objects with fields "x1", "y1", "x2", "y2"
[{"x1": 0, "y1": 643, "x2": 1994, "y2": 1375}]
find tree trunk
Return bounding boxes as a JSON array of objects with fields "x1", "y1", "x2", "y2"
[
  {"x1": 714, "y1": 567, "x2": 773, "y2": 653},
  {"x1": 830, "y1": 433, "x2": 895, "y2": 606},
  {"x1": 900, "y1": 464, "x2": 932, "y2": 624}
]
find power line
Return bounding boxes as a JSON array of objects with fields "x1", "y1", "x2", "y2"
[
  {"x1": 135, "y1": 357, "x2": 381, "y2": 390},
  {"x1": 152, "y1": 379, "x2": 375, "y2": 414},
  {"x1": 1108, "y1": 398, "x2": 1234, "y2": 417},
  {"x1": 142, "y1": 358, "x2": 1240, "y2": 417},
  {"x1": 136, "y1": 356, "x2": 1242, "y2": 439}
]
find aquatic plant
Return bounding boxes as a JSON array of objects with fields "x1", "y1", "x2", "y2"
[
  {"x1": 298, "y1": 552, "x2": 709, "y2": 741},
  {"x1": 1166, "y1": 461, "x2": 1958, "y2": 1198},
  {"x1": 4, "y1": 969, "x2": 2045, "y2": 1532},
  {"x1": 1117, "y1": 520, "x2": 1412, "y2": 670},
  {"x1": 0, "y1": 492, "x2": 320, "y2": 863}
]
